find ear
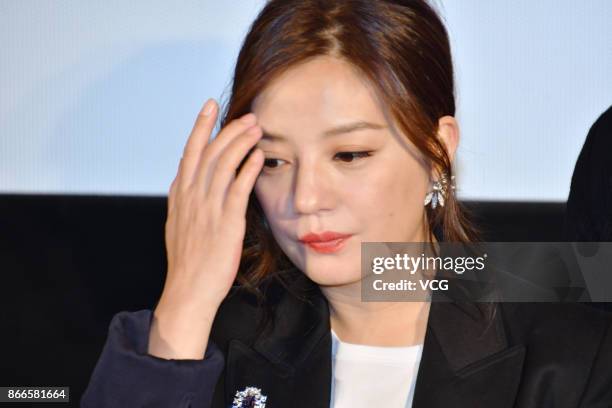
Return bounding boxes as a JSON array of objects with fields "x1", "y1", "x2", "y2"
[
  {"x1": 428, "y1": 115, "x2": 459, "y2": 181},
  {"x1": 437, "y1": 115, "x2": 460, "y2": 164}
]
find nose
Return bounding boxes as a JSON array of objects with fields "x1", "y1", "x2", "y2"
[{"x1": 292, "y1": 160, "x2": 335, "y2": 215}]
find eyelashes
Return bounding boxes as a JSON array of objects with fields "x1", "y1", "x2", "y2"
[
  {"x1": 262, "y1": 151, "x2": 373, "y2": 171},
  {"x1": 333, "y1": 151, "x2": 373, "y2": 163}
]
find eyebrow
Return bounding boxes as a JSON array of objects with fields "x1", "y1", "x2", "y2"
[{"x1": 260, "y1": 121, "x2": 386, "y2": 142}]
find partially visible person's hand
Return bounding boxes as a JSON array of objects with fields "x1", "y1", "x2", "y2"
[{"x1": 149, "y1": 98, "x2": 264, "y2": 359}]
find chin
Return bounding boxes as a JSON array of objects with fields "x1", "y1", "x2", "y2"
[
  {"x1": 301, "y1": 264, "x2": 362, "y2": 287},
  {"x1": 281, "y1": 239, "x2": 362, "y2": 285}
]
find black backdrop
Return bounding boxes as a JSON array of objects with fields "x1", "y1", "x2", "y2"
[{"x1": 0, "y1": 194, "x2": 591, "y2": 406}]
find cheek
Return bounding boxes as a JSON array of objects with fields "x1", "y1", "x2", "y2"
[{"x1": 348, "y1": 163, "x2": 429, "y2": 235}]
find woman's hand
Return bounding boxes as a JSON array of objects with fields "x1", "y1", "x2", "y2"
[{"x1": 148, "y1": 98, "x2": 264, "y2": 360}]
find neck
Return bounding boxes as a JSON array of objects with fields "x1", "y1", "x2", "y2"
[{"x1": 320, "y1": 281, "x2": 430, "y2": 347}]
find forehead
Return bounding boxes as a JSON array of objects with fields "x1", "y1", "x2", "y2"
[{"x1": 252, "y1": 56, "x2": 387, "y2": 129}]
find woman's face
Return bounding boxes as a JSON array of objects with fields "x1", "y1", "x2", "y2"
[{"x1": 252, "y1": 55, "x2": 432, "y2": 287}]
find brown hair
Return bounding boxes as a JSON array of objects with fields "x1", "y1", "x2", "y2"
[{"x1": 220, "y1": 0, "x2": 482, "y2": 305}]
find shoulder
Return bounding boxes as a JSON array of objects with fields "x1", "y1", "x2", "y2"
[
  {"x1": 499, "y1": 302, "x2": 612, "y2": 363},
  {"x1": 208, "y1": 267, "x2": 314, "y2": 354},
  {"x1": 498, "y1": 303, "x2": 612, "y2": 403},
  {"x1": 500, "y1": 302, "x2": 612, "y2": 341}
]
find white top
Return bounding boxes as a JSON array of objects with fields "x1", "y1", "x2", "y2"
[{"x1": 330, "y1": 328, "x2": 424, "y2": 408}]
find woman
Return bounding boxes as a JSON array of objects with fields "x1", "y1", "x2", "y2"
[{"x1": 81, "y1": 1, "x2": 612, "y2": 407}]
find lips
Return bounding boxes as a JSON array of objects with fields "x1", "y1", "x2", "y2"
[
  {"x1": 299, "y1": 231, "x2": 351, "y2": 242},
  {"x1": 298, "y1": 231, "x2": 352, "y2": 254}
]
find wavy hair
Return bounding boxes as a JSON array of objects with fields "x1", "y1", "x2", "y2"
[{"x1": 219, "y1": 0, "x2": 484, "y2": 319}]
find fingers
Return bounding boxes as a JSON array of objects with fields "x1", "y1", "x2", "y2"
[
  {"x1": 170, "y1": 98, "x2": 262, "y2": 219},
  {"x1": 224, "y1": 147, "x2": 265, "y2": 216},
  {"x1": 207, "y1": 125, "x2": 263, "y2": 207},
  {"x1": 178, "y1": 99, "x2": 218, "y2": 192},
  {"x1": 193, "y1": 113, "x2": 258, "y2": 194}
]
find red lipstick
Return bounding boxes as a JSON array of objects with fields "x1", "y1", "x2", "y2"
[{"x1": 298, "y1": 231, "x2": 352, "y2": 254}]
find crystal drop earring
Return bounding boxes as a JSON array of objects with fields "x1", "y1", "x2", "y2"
[{"x1": 424, "y1": 172, "x2": 455, "y2": 209}]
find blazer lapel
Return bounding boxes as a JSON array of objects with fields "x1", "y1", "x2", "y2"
[
  {"x1": 224, "y1": 269, "x2": 332, "y2": 408},
  {"x1": 224, "y1": 269, "x2": 525, "y2": 408},
  {"x1": 412, "y1": 298, "x2": 526, "y2": 408}
]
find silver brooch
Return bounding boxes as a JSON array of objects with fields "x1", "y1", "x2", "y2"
[{"x1": 231, "y1": 386, "x2": 267, "y2": 408}]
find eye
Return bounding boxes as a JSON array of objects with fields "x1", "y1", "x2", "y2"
[
  {"x1": 262, "y1": 158, "x2": 286, "y2": 169},
  {"x1": 334, "y1": 151, "x2": 373, "y2": 163}
]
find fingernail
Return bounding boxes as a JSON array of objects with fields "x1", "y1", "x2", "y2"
[
  {"x1": 201, "y1": 98, "x2": 215, "y2": 116},
  {"x1": 240, "y1": 113, "x2": 256, "y2": 125}
]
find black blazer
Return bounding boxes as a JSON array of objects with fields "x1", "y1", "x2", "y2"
[{"x1": 82, "y1": 266, "x2": 612, "y2": 407}]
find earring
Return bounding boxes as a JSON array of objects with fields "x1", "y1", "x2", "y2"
[{"x1": 424, "y1": 172, "x2": 455, "y2": 209}]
